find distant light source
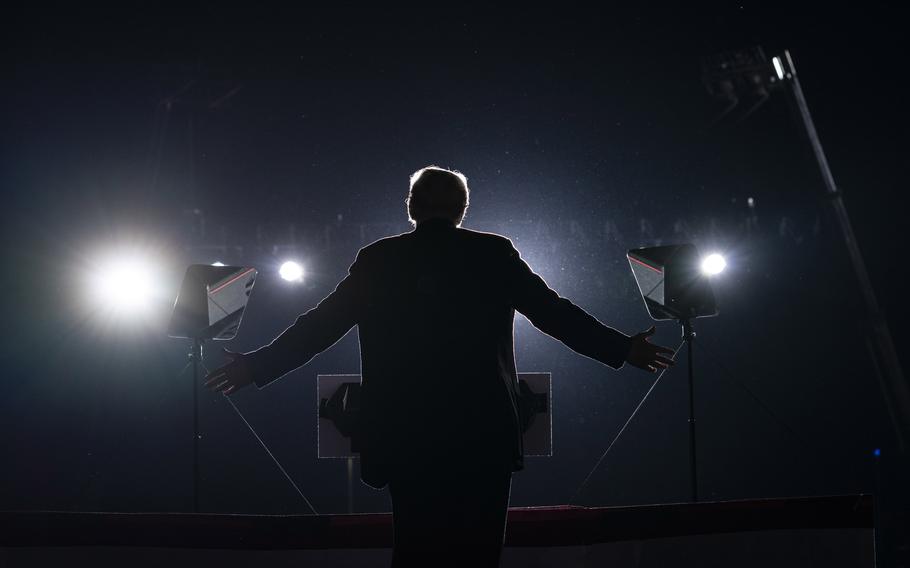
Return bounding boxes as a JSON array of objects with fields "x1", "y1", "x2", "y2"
[
  {"x1": 701, "y1": 253, "x2": 727, "y2": 276},
  {"x1": 211, "y1": 261, "x2": 225, "y2": 267},
  {"x1": 772, "y1": 56, "x2": 785, "y2": 80},
  {"x1": 91, "y1": 259, "x2": 155, "y2": 312},
  {"x1": 279, "y1": 261, "x2": 304, "y2": 282}
]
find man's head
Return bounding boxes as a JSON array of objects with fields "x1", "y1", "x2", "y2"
[{"x1": 406, "y1": 166, "x2": 470, "y2": 227}]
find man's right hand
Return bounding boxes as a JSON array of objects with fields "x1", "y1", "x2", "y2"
[
  {"x1": 203, "y1": 348, "x2": 255, "y2": 395},
  {"x1": 625, "y1": 326, "x2": 676, "y2": 373}
]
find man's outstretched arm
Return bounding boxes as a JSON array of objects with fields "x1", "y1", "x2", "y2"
[
  {"x1": 505, "y1": 241, "x2": 674, "y2": 372},
  {"x1": 204, "y1": 251, "x2": 367, "y2": 394}
]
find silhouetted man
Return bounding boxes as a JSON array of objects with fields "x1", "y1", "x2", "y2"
[{"x1": 204, "y1": 166, "x2": 675, "y2": 567}]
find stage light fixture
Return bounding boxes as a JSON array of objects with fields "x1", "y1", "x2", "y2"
[
  {"x1": 701, "y1": 253, "x2": 726, "y2": 276},
  {"x1": 772, "y1": 56, "x2": 785, "y2": 80},
  {"x1": 279, "y1": 260, "x2": 304, "y2": 282}
]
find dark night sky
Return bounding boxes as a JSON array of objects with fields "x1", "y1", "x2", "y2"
[{"x1": 1, "y1": 3, "x2": 906, "y2": 514}]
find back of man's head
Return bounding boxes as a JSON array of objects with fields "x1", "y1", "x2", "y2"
[{"x1": 407, "y1": 166, "x2": 470, "y2": 227}]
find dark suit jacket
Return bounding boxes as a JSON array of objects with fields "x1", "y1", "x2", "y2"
[{"x1": 246, "y1": 218, "x2": 632, "y2": 488}]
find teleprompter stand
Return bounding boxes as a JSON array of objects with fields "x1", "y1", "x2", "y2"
[
  {"x1": 628, "y1": 244, "x2": 718, "y2": 502},
  {"x1": 681, "y1": 318, "x2": 698, "y2": 502},
  {"x1": 168, "y1": 264, "x2": 258, "y2": 512}
]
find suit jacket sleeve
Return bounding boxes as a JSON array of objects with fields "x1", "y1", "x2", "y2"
[
  {"x1": 244, "y1": 250, "x2": 368, "y2": 389},
  {"x1": 505, "y1": 240, "x2": 632, "y2": 369}
]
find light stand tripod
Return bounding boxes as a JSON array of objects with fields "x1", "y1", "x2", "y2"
[
  {"x1": 176, "y1": 337, "x2": 205, "y2": 512},
  {"x1": 189, "y1": 338, "x2": 203, "y2": 513},
  {"x1": 681, "y1": 318, "x2": 697, "y2": 502},
  {"x1": 169, "y1": 264, "x2": 258, "y2": 513}
]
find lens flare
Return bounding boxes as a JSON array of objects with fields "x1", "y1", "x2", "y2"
[
  {"x1": 91, "y1": 259, "x2": 155, "y2": 312},
  {"x1": 701, "y1": 253, "x2": 726, "y2": 276},
  {"x1": 279, "y1": 261, "x2": 304, "y2": 282}
]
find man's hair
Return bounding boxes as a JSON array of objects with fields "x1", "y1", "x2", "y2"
[{"x1": 406, "y1": 166, "x2": 470, "y2": 226}]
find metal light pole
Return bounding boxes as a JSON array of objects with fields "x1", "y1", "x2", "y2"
[
  {"x1": 774, "y1": 50, "x2": 910, "y2": 450},
  {"x1": 702, "y1": 47, "x2": 910, "y2": 450}
]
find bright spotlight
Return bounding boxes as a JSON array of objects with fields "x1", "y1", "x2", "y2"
[
  {"x1": 279, "y1": 260, "x2": 304, "y2": 282},
  {"x1": 701, "y1": 253, "x2": 727, "y2": 276},
  {"x1": 772, "y1": 56, "x2": 785, "y2": 80},
  {"x1": 92, "y1": 259, "x2": 155, "y2": 312},
  {"x1": 211, "y1": 261, "x2": 225, "y2": 267}
]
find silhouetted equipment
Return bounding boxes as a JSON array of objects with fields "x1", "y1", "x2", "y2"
[
  {"x1": 703, "y1": 47, "x2": 910, "y2": 451},
  {"x1": 701, "y1": 46, "x2": 772, "y2": 124},
  {"x1": 628, "y1": 243, "x2": 721, "y2": 503},
  {"x1": 169, "y1": 264, "x2": 258, "y2": 512},
  {"x1": 168, "y1": 264, "x2": 258, "y2": 340},
  {"x1": 517, "y1": 379, "x2": 549, "y2": 434},
  {"x1": 703, "y1": 48, "x2": 910, "y2": 561},
  {"x1": 317, "y1": 373, "x2": 552, "y2": 459},
  {"x1": 627, "y1": 244, "x2": 718, "y2": 321},
  {"x1": 319, "y1": 381, "x2": 363, "y2": 452}
]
